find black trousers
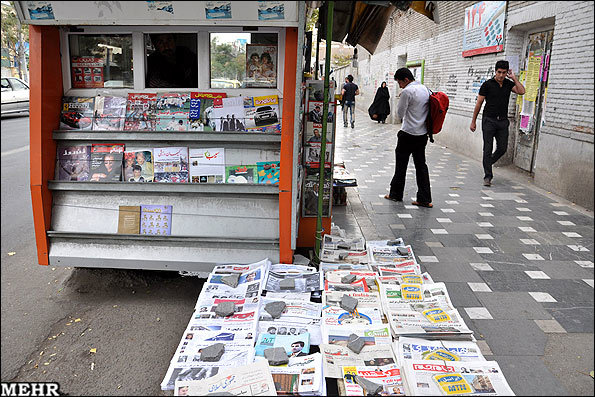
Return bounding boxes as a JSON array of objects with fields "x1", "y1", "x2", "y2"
[
  {"x1": 389, "y1": 130, "x2": 432, "y2": 203},
  {"x1": 482, "y1": 116, "x2": 510, "y2": 179}
]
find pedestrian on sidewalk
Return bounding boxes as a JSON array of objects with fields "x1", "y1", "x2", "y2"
[
  {"x1": 341, "y1": 75, "x2": 359, "y2": 128},
  {"x1": 384, "y1": 67, "x2": 433, "y2": 208},
  {"x1": 470, "y1": 60, "x2": 526, "y2": 187},
  {"x1": 368, "y1": 81, "x2": 390, "y2": 123}
]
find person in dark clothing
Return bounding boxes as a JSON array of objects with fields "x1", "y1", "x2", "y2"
[
  {"x1": 470, "y1": 60, "x2": 525, "y2": 186},
  {"x1": 341, "y1": 75, "x2": 359, "y2": 128},
  {"x1": 369, "y1": 81, "x2": 390, "y2": 123},
  {"x1": 146, "y1": 33, "x2": 198, "y2": 88}
]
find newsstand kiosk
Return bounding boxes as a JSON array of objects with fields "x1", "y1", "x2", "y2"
[{"x1": 18, "y1": 1, "x2": 333, "y2": 274}]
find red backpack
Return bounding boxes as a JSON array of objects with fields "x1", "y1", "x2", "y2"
[{"x1": 426, "y1": 90, "x2": 449, "y2": 143}]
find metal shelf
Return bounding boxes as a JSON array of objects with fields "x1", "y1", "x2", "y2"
[
  {"x1": 48, "y1": 181, "x2": 279, "y2": 195},
  {"x1": 53, "y1": 131, "x2": 282, "y2": 145}
]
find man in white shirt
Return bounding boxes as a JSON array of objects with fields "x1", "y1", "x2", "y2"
[{"x1": 384, "y1": 68, "x2": 433, "y2": 208}]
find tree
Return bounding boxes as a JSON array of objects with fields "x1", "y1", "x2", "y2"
[
  {"x1": 332, "y1": 54, "x2": 352, "y2": 68},
  {"x1": 210, "y1": 37, "x2": 245, "y2": 82},
  {"x1": 306, "y1": 8, "x2": 319, "y2": 32},
  {"x1": 1, "y1": 2, "x2": 29, "y2": 82}
]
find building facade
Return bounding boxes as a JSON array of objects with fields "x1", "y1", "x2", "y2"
[{"x1": 337, "y1": 1, "x2": 594, "y2": 209}]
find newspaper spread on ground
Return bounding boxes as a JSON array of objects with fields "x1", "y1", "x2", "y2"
[
  {"x1": 323, "y1": 291, "x2": 381, "y2": 309},
  {"x1": 174, "y1": 359, "x2": 277, "y2": 396},
  {"x1": 265, "y1": 270, "x2": 323, "y2": 293},
  {"x1": 255, "y1": 353, "x2": 325, "y2": 395},
  {"x1": 322, "y1": 234, "x2": 366, "y2": 251},
  {"x1": 401, "y1": 360, "x2": 515, "y2": 396},
  {"x1": 371, "y1": 261, "x2": 421, "y2": 276},
  {"x1": 365, "y1": 239, "x2": 404, "y2": 248},
  {"x1": 325, "y1": 278, "x2": 370, "y2": 293},
  {"x1": 368, "y1": 245, "x2": 417, "y2": 266},
  {"x1": 342, "y1": 364, "x2": 406, "y2": 396},
  {"x1": 322, "y1": 325, "x2": 392, "y2": 346},
  {"x1": 324, "y1": 270, "x2": 380, "y2": 292},
  {"x1": 322, "y1": 306, "x2": 384, "y2": 327},
  {"x1": 395, "y1": 337, "x2": 486, "y2": 363},
  {"x1": 320, "y1": 262, "x2": 371, "y2": 273},
  {"x1": 377, "y1": 273, "x2": 434, "y2": 286},
  {"x1": 320, "y1": 343, "x2": 398, "y2": 378},
  {"x1": 258, "y1": 297, "x2": 323, "y2": 345},
  {"x1": 321, "y1": 249, "x2": 369, "y2": 264}
]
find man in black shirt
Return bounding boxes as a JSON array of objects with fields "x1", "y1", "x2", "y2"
[
  {"x1": 470, "y1": 60, "x2": 525, "y2": 186},
  {"x1": 341, "y1": 75, "x2": 359, "y2": 128}
]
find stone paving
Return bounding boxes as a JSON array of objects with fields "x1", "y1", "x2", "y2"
[{"x1": 331, "y1": 111, "x2": 594, "y2": 395}]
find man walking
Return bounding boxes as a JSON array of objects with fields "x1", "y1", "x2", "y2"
[
  {"x1": 384, "y1": 68, "x2": 433, "y2": 208},
  {"x1": 470, "y1": 60, "x2": 525, "y2": 186},
  {"x1": 341, "y1": 75, "x2": 359, "y2": 128}
]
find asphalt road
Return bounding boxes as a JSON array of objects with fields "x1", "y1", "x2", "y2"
[{"x1": 1, "y1": 114, "x2": 204, "y2": 395}]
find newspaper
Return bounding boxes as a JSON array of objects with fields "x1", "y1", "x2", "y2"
[
  {"x1": 320, "y1": 343, "x2": 398, "y2": 378},
  {"x1": 174, "y1": 360, "x2": 277, "y2": 396},
  {"x1": 270, "y1": 263, "x2": 318, "y2": 274},
  {"x1": 190, "y1": 310, "x2": 258, "y2": 333},
  {"x1": 371, "y1": 261, "x2": 421, "y2": 276},
  {"x1": 366, "y1": 239, "x2": 404, "y2": 248},
  {"x1": 342, "y1": 364, "x2": 406, "y2": 396},
  {"x1": 323, "y1": 291, "x2": 381, "y2": 309},
  {"x1": 255, "y1": 353, "x2": 324, "y2": 395},
  {"x1": 211, "y1": 258, "x2": 272, "y2": 275},
  {"x1": 401, "y1": 360, "x2": 515, "y2": 396},
  {"x1": 265, "y1": 271, "x2": 323, "y2": 292},
  {"x1": 195, "y1": 296, "x2": 261, "y2": 317},
  {"x1": 258, "y1": 298, "x2": 323, "y2": 345},
  {"x1": 321, "y1": 249, "x2": 369, "y2": 264},
  {"x1": 254, "y1": 332, "x2": 311, "y2": 357},
  {"x1": 377, "y1": 273, "x2": 434, "y2": 286},
  {"x1": 199, "y1": 279, "x2": 263, "y2": 301},
  {"x1": 325, "y1": 278, "x2": 370, "y2": 293},
  {"x1": 320, "y1": 262, "x2": 370, "y2": 273},
  {"x1": 322, "y1": 306, "x2": 384, "y2": 327},
  {"x1": 322, "y1": 234, "x2": 366, "y2": 251},
  {"x1": 386, "y1": 308, "x2": 473, "y2": 339},
  {"x1": 395, "y1": 337, "x2": 486, "y2": 363},
  {"x1": 322, "y1": 325, "x2": 392, "y2": 346},
  {"x1": 368, "y1": 245, "x2": 416, "y2": 265},
  {"x1": 324, "y1": 270, "x2": 380, "y2": 291}
]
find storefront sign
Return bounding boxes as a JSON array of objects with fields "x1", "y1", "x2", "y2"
[
  {"x1": 462, "y1": 1, "x2": 506, "y2": 57},
  {"x1": 71, "y1": 57, "x2": 104, "y2": 88}
]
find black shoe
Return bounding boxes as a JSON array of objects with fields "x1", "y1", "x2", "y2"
[
  {"x1": 351, "y1": 122, "x2": 355, "y2": 128},
  {"x1": 483, "y1": 177, "x2": 492, "y2": 187},
  {"x1": 344, "y1": 124, "x2": 348, "y2": 128}
]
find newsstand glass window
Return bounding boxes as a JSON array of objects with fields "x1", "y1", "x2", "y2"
[
  {"x1": 210, "y1": 33, "x2": 278, "y2": 88},
  {"x1": 144, "y1": 33, "x2": 198, "y2": 88},
  {"x1": 68, "y1": 34, "x2": 133, "y2": 88}
]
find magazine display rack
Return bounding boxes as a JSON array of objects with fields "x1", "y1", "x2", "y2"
[{"x1": 21, "y1": 1, "x2": 311, "y2": 273}]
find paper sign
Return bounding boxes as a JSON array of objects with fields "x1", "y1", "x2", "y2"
[
  {"x1": 433, "y1": 373, "x2": 474, "y2": 395},
  {"x1": 423, "y1": 308, "x2": 452, "y2": 323},
  {"x1": 400, "y1": 284, "x2": 423, "y2": 301}
]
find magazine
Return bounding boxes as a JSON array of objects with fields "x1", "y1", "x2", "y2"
[
  {"x1": 305, "y1": 122, "x2": 332, "y2": 143},
  {"x1": 153, "y1": 147, "x2": 189, "y2": 183},
  {"x1": 245, "y1": 44, "x2": 278, "y2": 88},
  {"x1": 261, "y1": 353, "x2": 324, "y2": 395},
  {"x1": 212, "y1": 96, "x2": 246, "y2": 132},
  {"x1": 342, "y1": 365, "x2": 406, "y2": 396},
  {"x1": 307, "y1": 100, "x2": 335, "y2": 124},
  {"x1": 302, "y1": 167, "x2": 332, "y2": 217},
  {"x1": 225, "y1": 165, "x2": 258, "y2": 184},
  {"x1": 89, "y1": 143, "x2": 124, "y2": 182},
  {"x1": 56, "y1": 145, "x2": 91, "y2": 181},
  {"x1": 117, "y1": 206, "x2": 140, "y2": 234},
  {"x1": 173, "y1": 360, "x2": 276, "y2": 396},
  {"x1": 254, "y1": 332, "x2": 311, "y2": 358},
  {"x1": 244, "y1": 95, "x2": 281, "y2": 133},
  {"x1": 93, "y1": 96, "x2": 126, "y2": 130},
  {"x1": 256, "y1": 161, "x2": 280, "y2": 185},
  {"x1": 306, "y1": 79, "x2": 336, "y2": 103},
  {"x1": 395, "y1": 337, "x2": 486, "y2": 363},
  {"x1": 320, "y1": 343, "x2": 398, "y2": 379},
  {"x1": 189, "y1": 148, "x2": 225, "y2": 183},
  {"x1": 304, "y1": 143, "x2": 333, "y2": 167},
  {"x1": 123, "y1": 148, "x2": 154, "y2": 182},
  {"x1": 401, "y1": 360, "x2": 516, "y2": 396},
  {"x1": 124, "y1": 93, "x2": 157, "y2": 131},
  {"x1": 140, "y1": 205, "x2": 172, "y2": 235},
  {"x1": 60, "y1": 96, "x2": 94, "y2": 130},
  {"x1": 156, "y1": 92, "x2": 190, "y2": 131},
  {"x1": 189, "y1": 92, "x2": 227, "y2": 131}
]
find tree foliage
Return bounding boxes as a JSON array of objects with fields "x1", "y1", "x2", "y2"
[
  {"x1": 1, "y1": 1, "x2": 29, "y2": 81},
  {"x1": 210, "y1": 37, "x2": 245, "y2": 81},
  {"x1": 306, "y1": 9, "x2": 319, "y2": 32},
  {"x1": 332, "y1": 54, "x2": 352, "y2": 68}
]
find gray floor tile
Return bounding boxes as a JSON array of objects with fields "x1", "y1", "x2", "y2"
[
  {"x1": 490, "y1": 355, "x2": 569, "y2": 396},
  {"x1": 434, "y1": 234, "x2": 482, "y2": 247},
  {"x1": 472, "y1": 319, "x2": 547, "y2": 356},
  {"x1": 543, "y1": 302, "x2": 595, "y2": 333},
  {"x1": 532, "y1": 261, "x2": 595, "y2": 279},
  {"x1": 443, "y1": 282, "x2": 482, "y2": 307},
  {"x1": 475, "y1": 292, "x2": 553, "y2": 320},
  {"x1": 430, "y1": 247, "x2": 486, "y2": 263},
  {"x1": 421, "y1": 262, "x2": 484, "y2": 282}
]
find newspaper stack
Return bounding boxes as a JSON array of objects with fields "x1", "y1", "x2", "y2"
[
  {"x1": 161, "y1": 259, "x2": 271, "y2": 390},
  {"x1": 320, "y1": 234, "x2": 369, "y2": 264}
]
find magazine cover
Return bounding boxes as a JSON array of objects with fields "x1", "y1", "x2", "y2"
[
  {"x1": 306, "y1": 79, "x2": 336, "y2": 103},
  {"x1": 256, "y1": 161, "x2": 280, "y2": 185},
  {"x1": 56, "y1": 145, "x2": 91, "y2": 181},
  {"x1": 305, "y1": 122, "x2": 332, "y2": 144},
  {"x1": 60, "y1": 97, "x2": 94, "y2": 130},
  {"x1": 124, "y1": 93, "x2": 157, "y2": 131},
  {"x1": 212, "y1": 96, "x2": 246, "y2": 131},
  {"x1": 153, "y1": 147, "x2": 189, "y2": 183},
  {"x1": 189, "y1": 92, "x2": 227, "y2": 131},
  {"x1": 156, "y1": 93, "x2": 190, "y2": 131},
  {"x1": 254, "y1": 333, "x2": 311, "y2": 357},
  {"x1": 307, "y1": 100, "x2": 336, "y2": 124},
  {"x1": 225, "y1": 165, "x2": 257, "y2": 184},
  {"x1": 93, "y1": 96, "x2": 126, "y2": 131},
  {"x1": 244, "y1": 95, "x2": 281, "y2": 133},
  {"x1": 302, "y1": 167, "x2": 331, "y2": 217},
  {"x1": 245, "y1": 44, "x2": 278, "y2": 88},
  {"x1": 304, "y1": 143, "x2": 333, "y2": 167},
  {"x1": 123, "y1": 148, "x2": 154, "y2": 182},
  {"x1": 140, "y1": 205, "x2": 172, "y2": 236},
  {"x1": 189, "y1": 148, "x2": 225, "y2": 183},
  {"x1": 89, "y1": 143, "x2": 125, "y2": 182},
  {"x1": 117, "y1": 206, "x2": 141, "y2": 234}
]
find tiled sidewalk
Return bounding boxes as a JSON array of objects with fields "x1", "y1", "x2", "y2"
[{"x1": 331, "y1": 112, "x2": 594, "y2": 395}]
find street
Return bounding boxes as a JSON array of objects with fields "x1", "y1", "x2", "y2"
[{"x1": 1, "y1": 113, "x2": 593, "y2": 395}]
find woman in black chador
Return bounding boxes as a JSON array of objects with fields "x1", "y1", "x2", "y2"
[{"x1": 368, "y1": 81, "x2": 391, "y2": 123}]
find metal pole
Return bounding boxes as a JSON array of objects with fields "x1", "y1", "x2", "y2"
[
  {"x1": 314, "y1": 15, "x2": 321, "y2": 79},
  {"x1": 314, "y1": 0, "x2": 333, "y2": 263}
]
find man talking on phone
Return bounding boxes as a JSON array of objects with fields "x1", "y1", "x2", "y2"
[{"x1": 470, "y1": 60, "x2": 525, "y2": 187}]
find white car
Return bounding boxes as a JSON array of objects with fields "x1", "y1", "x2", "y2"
[{"x1": 1, "y1": 77, "x2": 30, "y2": 116}]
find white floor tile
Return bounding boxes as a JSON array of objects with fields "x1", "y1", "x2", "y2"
[
  {"x1": 419, "y1": 256, "x2": 439, "y2": 263},
  {"x1": 562, "y1": 232, "x2": 582, "y2": 238},
  {"x1": 528, "y1": 292, "x2": 557, "y2": 303},
  {"x1": 583, "y1": 279, "x2": 594, "y2": 288},
  {"x1": 436, "y1": 218, "x2": 452, "y2": 223},
  {"x1": 519, "y1": 226, "x2": 537, "y2": 232},
  {"x1": 568, "y1": 245, "x2": 589, "y2": 252},
  {"x1": 477, "y1": 222, "x2": 494, "y2": 227},
  {"x1": 441, "y1": 208, "x2": 455, "y2": 213},
  {"x1": 520, "y1": 239, "x2": 540, "y2": 245},
  {"x1": 523, "y1": 253, "x2": 545, "y2": 261},
  {"x1": 431, "y1": 229, "x2": 449, "y2": 235},
  {"x1": 516, "y1": 207, "x2": 532, "y2": 212},
  {"x1": 470, "y1": 263, "x2": 494, "y2": 271},
  {"x1": 557, "y1": 220, "x2": 575, "y2": 226},
  {"x1": 525, "y1": 271, "x2": 550, "y2": 279},
  {"x1": 468, "y1": 282, "x2": 492, "y2": 292},
  {"x1": 575, "y1": 260, "x2": 594, "y2": 268},
  {"x1": 534, "y1": 319, "x2": 566, "y2": 333},
  {"x1": 397, "y1": 214, "x2": 413, "y2": 219},
  {"x1": 465, "y1": 307, "x2": 493, "y2": 320},
  {"x1": 479, "y1": 212, "x2": 494, "y2": 217},
  {"x1": 517, "y1": 216, "x2": 533, "y2": 221},
  {"x1": 445, "y1": 200, "x2": 459, "y2": 205},
  {"x1": 553, "y1": 211, "x2": 569, "y2": 216},
  {"x1": 475, "y1": 234, "x2": 494, "y2": 240},
  {"x1": 480, "y1": 203, "x2": 495, "y2": 208},
  {"x1": 474, "y1": 247, "x2": 493, "y2": 254},
  {"x1": 449, "y1": 193, "x2": 460, "y2": 197}
]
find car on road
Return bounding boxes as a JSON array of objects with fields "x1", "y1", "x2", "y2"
[{"x1": 1, "y1": 77, "x2": 30, "y2": 116}]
